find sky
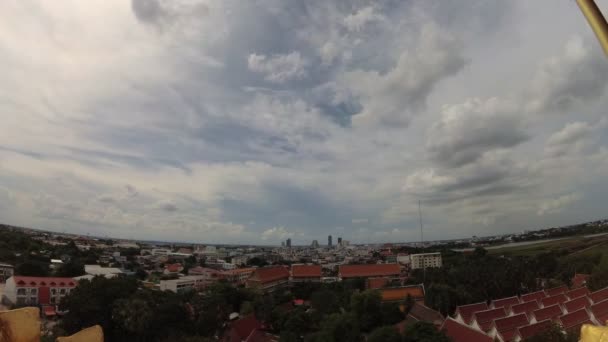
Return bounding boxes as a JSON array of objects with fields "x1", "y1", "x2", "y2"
[{"x1": 1, "y1": 0, "x2": 608, "y2": 245}]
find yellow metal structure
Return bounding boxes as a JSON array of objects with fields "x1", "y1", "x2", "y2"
[
  {"x1": 581, "y1": 324, "x2": 608, "y2": 342},
  {"x1": 577, "y1": 0, "x2": 608, "y2": 56},
  {"x1": 0, "y1": 307, "x2": 40, "y2": 342},
  {"x1": 55, "y1": 325, "x2": 103, "y2": 342}
]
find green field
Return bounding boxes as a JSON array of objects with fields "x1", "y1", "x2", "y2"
[{"x1": 487, "y1": 235, "x2": 608, "y2": 258}]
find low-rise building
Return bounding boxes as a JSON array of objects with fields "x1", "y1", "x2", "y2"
[
  {"x1": 3, "y1": 276, "x2": 77, "y2": 306},
  {"x1": 163, "y1": 263, "x2": 184, "y2": 275},
  {"x1": 221, "y1": 268, "x2": 256, "y2": 286},
  {"x1": 188, "y1": 267, "x2": 222, "y2": 288},
  {"x1": 246, "y1": 266, "x2": 289, "y2": 293},
  {"x1": 338, "y1": 263, "x2": 401, "y2": 280},
  {"x1": 410, "y1": 253, "x2": 442, "y2": 270},
  {"x1": 0, "y1": 263, "x2": 14, "y2": 283},
  {"x1": 84, "y1": 265, "x2": 123, "y2": 278},
  {"x1": 159, "y1": 276, "x2": 205, "y2": 293},
  {"x1": 290, "y1": 264, "x2": 322, "y2": 283}
]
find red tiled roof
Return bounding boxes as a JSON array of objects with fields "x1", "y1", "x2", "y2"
[
  {"x1": 545, "y1": 285, "x2": 568, "y2": 297},
  {"x1": 454, "y1": 302, "x2": 488, "y2": 324},
  {"x1": 229, "y1": 315, "x2": 262, "y2": 342},
  {"x1": 250, "y1": 267, "x2": 290, "y2": 284},
  {"x1": 532, "y1": 304, "x2": 563, "y2": 322},
  {"x1": 379, "y1": 285, "x2": 425, "y2": 302},
  {"x1": 564, "y1": 296, "x2": 592, "y2": 313},
  {"x1": 472, "y1": 307, "x2": 507, "y2": 331},
  {"x1": 492, "y1": 296, "x2": 520, "y2": 310},
  {"x1": 493, "y1": 313, "x2": 529, "y2": 332},
  {"x1": 590, "y1": 299, "x2": 608, "y2": 325},
  {"x1": 245, "y1": 330, "x2": 278, "y2": 342},
  {"x1": 291, "y1": 264, "x2": 321, "y2": 278},
  {"x1": 521, "y1": 290, "x2": 546, "y2": 303},
  {"x1": 590, "y1": 287, "x2": 608, "y2": 304},
  {"x1": 516, "y1": 320, "x2": 553, "y2": 340},
  {"x1": 511, "y1": 300, "x2": 540, "y2": 316},
  {"x1": 367, "y1": 277, "x2": 389, "y2": 289},
  {"x1": 541, "y1": 293, "x2": 568, "y2": 307},
  {"x1": 441, "y1": 317, "x2": 493, "y2": 342},
  {"x1": 566, "y1": 286, "x2": 590, "y2": 299},
  {"x1": 165, "y1": 263, "x2": 183, "y2": 272},
  {"x1": 409, "y1": 303, "x2": 443, "y2": 325},
  {"x1": 559, "y1": 308, "x2": 591, "y2": 330},
  {"x1": 572, "y1": 273, "x2": 590, "y2": 288},
  {"x1": 43, "y1": 306, "x2": 57, "y2": 316},
  {"x1": 339, "y1": 264, "x2": 400, "y2": 278},
  {"x1": 13, "y1": 276, "x2": 76, "y2": 287}
]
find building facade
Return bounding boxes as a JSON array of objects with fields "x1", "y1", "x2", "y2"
[
  {"x1": 159, "y1": 276, "x2": 205, "y2": 293},
  {"x1": 0, "y1": 263, "x2": 14, "y2": 283},
  {"x1": 410, "y1": 253, "x2": 442, "y2": 270},
  {"x1": 3, "y1": 276, "x2": 77, "y2": 306}
]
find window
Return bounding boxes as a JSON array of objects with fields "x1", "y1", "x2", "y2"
[
  {"x1": 17, "y1": 288, "x2": 26, "y2": 296},
  {"x1": 60, "y1": 289, "x2": 66, "y2": 295},
  {"x1": 50, "y1": 297, "x2": 56, "y2": 304},
  {"x1": 30, "y1": 288, "x2": 37, "y2": 295},
  {"x1": 51, "y1": 289, "x2": 57, "y2": 295}
]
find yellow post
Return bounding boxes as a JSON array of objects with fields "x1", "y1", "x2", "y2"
[{"x1": 576, "y1": 0, "x2": 608, "y2": 56}]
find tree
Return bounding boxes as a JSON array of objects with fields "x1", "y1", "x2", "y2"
[
  {"x1": 312, "y1": 313, "x2": 360, "y2": 342},
  {"x1": 404, "y1": 294, "x2": 415, "y2": 316},
  {"x1": 523, "y1": 324, "x2": 577, "y2": 342},
  {"x1": 248, "y1": 257, "x2": 268, "y2": 267},
  {"x1": 15, "y1": 260, "x2": 49, "y2": 276},
  {"x1": 59, "y1": 276, "x2": 139, "y2": 340},
  {"x1": 56, "y1": 260, "x2": 85, "y2": 277},
  {"x1": 588, "y1": 254, "x2": 608, "y2": 291},
  {"x1": 381, "y1": 302, "x2": 403, "y2": 325},
  {"x1": 311, "y1": 290, "x2": 340, "y2": 316},
  {"x1": 367, "y1": 326, "x2": 402, "y2": 342},
  {"x1": 351, "y1": 290, "x2": 382, "y2": 332},
  {"x1": 473, "y1": 247, "x2": 487, "y2": 258},
  {"x1": 402, "y1": 322, "x2": 450, "y2": 342}
]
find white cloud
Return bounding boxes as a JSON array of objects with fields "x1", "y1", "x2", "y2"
[
  {"x1": 261, "y1": 227, "x2": 294, "y2": 241},
  {"x1": 537, "y1": 193, "x2": 581, "y2": 216},
  {"x1": 343, "y1": 6, "x2": 385, "y2": 32},
  {"x1": 247, "y1": 52, "x2": 309, "y2": 83}
]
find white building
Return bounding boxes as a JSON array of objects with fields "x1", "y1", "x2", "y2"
[
  {"x1": 159, "y1": 276, "x2": 205, "y2": 293},
  {"x1": 0, "y1": 263, "x2": 14, "y2": 283},
  {"x1": 231, "y1": 255, "x2": 250, "y2": 266},
  {"x1": 84, "y1": 265, "x2": 124, "y2": 278},
  {"x1": 410, "y1": 252, "x2": 442, "y2": 269},
  {"x1": 151, "y1": 249, "x2": 171, "y2": 256}
]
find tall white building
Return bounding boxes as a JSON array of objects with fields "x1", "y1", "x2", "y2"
[{"x1": 410, "y1": 252, "x2": 442, "y2": 269}]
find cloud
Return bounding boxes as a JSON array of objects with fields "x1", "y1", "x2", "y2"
[
  {"x1": 261, "y1": 227, "x2": 295, "y2": 242},
  {"x1": 342, "y1": 23, "x2": 468, "y2": 128},
  {"x1": 526, "y1": 36, "x2": 608, "y2": 114},
  {"x1": 343, "y1": 6, "x2": 386, "y2": 32},
  {"x1": 537, "y1": 193, "x2": 581, "y2": 216},
  {"x1": 427, "y1": 97, "x2": 529, "y2": 168},
  {"x1": 248, "y1": 52, "x2": 309, "y2": 83}
]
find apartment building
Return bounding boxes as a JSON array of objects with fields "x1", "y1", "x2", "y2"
[{"x1": 410, "y1": 253, "x2": 442, "y2": 270}]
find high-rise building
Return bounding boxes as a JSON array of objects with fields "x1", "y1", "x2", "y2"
[
  {"x1": 286, "y1": 238, "x2": 292, "y2": 248},
  {"x1": 281, "y1": 241, "x2": 285, "y2": 247},
  {"x1": 328, "y1": 235, "x2": 332, "y2": 247},
  {"x1": 311, "y1": 240, "x2": 319, "y2": 248},
  {"x1": 337, "y1": 237, "x2": 342, "y2": 246}
]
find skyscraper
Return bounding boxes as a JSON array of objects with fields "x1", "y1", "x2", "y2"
[
  {"x1": 337, "y1": 237, "x2": 342, "y2": 246},
  {"x1": 286, "y1": 238, "x2": 292, "y2": 248},
  {"x1": 328, "y1": 235, "x2": 332, "y2": 247},
  {"x1": 311, "y1": 240, "x2": 319, "y2": 248}
]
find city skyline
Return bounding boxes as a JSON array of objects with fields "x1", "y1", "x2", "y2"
[{"x1": 1, "y1": 1, "x2": 608, "y2": 244}]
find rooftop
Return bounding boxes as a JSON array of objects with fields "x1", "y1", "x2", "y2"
[
  {"x1": 531, "y1": 304, "x2": 563, "y2": 322},
  {"x1": 441, "y1": 317, "x2": 493, "y2": 342},
  {"x1": 521, "y1": 290, "x2": 546, "y2": 303},
  {"x1": 516, "y1": 320, "x2": 553, "y2": 340},
  {"x1": 379, "y1": 285, "x2": 425, "y2": 302},
  {"x1": 472, "y1": 307, "x2": 507, "y2": 331},
  {"x1": 249, "y1": 266, "x2": 290, "y2": 284},
  {"x1": 545, "y1": 285, "x2": 568, "y2": 297},
  {"x1": 339, "y1": 263, "x2": 401, "y2": 278},
  {"x1": 491, "y1": 296, "x2": 520, "y2": 310},
  {"x1": 541, "y1": 293, "x2": 568, "y2": 307},
  {"x1": 511, "y1": 300, "x2": 540, "y2": 316},
  {"x1": 590, "y1": 286, "x2": 608, "y2": 304},
  {"x1": 558, "y1": 308, "x2": 592, "y2": 330},
  {"x1": 455, "y1": 302, "x2": 488, "y2": 324},
  {"x1": 12, "y1": 276, "x2": 76, "y2": 287},
  {"x1": 566, "y1": 286, "x2": 590, "y2": 299},
  {"x1": 291, "y1": 264, "x2": 321, "y2": 278},
  {"x1": 564, "y1": 296, "x2": 592, "y2": 313}
]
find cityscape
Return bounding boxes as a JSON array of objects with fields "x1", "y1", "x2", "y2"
[{"x1": 2, "y1": 0, "x2": 608, "y2": 341}]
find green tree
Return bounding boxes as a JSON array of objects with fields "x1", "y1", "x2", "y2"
[
  {"x1": 381, "y1": 302, "x2": 404, "y2": 325},
  {"x1": 588, "y1": 254, "x2": 608, "y2": 291},
  {"x1": 368, "y1": 326, "x2": 402, "y2": 342},
  {"x1": 311, "y1": 290, "x2": 340, "y2": 316},
  {"x1": 523, "y1": 324, "x2": 577, "y2": 342},
  {"x1": 312, "y1": 313, "x2": 360, "y2": 342},
  {"x1": 56, "y1": 260, "x2": 85, "y2": 277},
  {"x1": 15, "y1": 260, "x2": 50, "y2": 276},
  {"x1": 59, "y1": 276, "x2": 139, "y2": 340},
  {"x1": 351, "y1": 290, "x2": 382, "y2": 332},
  {"x1": 402, "y1": 322, "x2": 450, "y2": 342}
]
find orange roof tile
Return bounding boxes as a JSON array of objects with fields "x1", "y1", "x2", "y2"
[
  {"x1": 590, "y1": 287, "x2": 608, "y2": 304},
  {"x1": 492, "y1": 296, "x2": 520, "y2": 310},
  {"x1": 472, "y1": 307, "x2": 507, "y2": 331},
  {"x1": 541, "y1": 293, "x2": 568, "y2": 307},
  {"x1": 545, "y1": 285, "x2": 568, "y2": 297},
  {"x1": 455, "y1": 302, "x2": 488, "y2": 324},
  {"x1": 441, "y1": 317, "x2": 493, "y2": 342},
  {"x1": 564, "y1": 296, "x2": 592, "y2": 313},
  {"x1": 516, "y1": 320, "x2": 553, "y2": 340},
  {"x1": 531, "y1": 304, "x2": 563, "y2": 322},
  {"x1": 511, "y1": 301, "x2": 540, "y2": 316},
  {"x1": 521, "y1": 290, "x2": 546, "y2": 303},
  {"x1": 250, "y1": 266, "x2": 289, "y2": 284},
  {"x1": 566, "y1": 286, "x2": 590, "y2": 299},
  {"x1": 291, "y1": 264, "x2": 321, "y2": 278},
  {"x1": 339, "y1": 264, "x2": 400, "y2": 278},
  {"x1": 367, "y1": 277, "x2": 389, "y2": 289},
  {"x1": 379, "y1": 285, "x2": 424, "y2": 302}
]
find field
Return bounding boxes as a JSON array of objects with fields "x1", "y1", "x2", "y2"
[{"x1": 487, "y1": 235, "x2": 608, "y2": 258}]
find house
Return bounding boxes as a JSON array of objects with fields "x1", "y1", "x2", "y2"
[
  {"x1": 545, "y1": 285, "x2": 568, "y2": 297},
  {"x1": 491, "y1": 296, "x2": 521, "y2": 311},
  {"x1": 540, "y1": 293, "x2": 568, "y2": 308},
  {"x1": 513, "y1": 320, "x2": 553, "y2": 342},
  {"x1": 572, "y1": 273, "x2": 590, "y2": 288},
  {"x1": 159, "y1": 275, "x2": 205, "y2": 293},
  {"x1": 0, "y1": 263, "x2": 14, "y2": 283},
  {"x1": 489, "y1": 313, "x2": 529, "y2": 341},
  {"x1": 590, "y1": 286, "x2": 608, "y2": 303},
  {"x1": 454, "y1": 302, "x2": 488, "y2": 324},
  {"x1": 84, "y1": 265, "x2": 123, "y2": 278},
  {"x1": 246, "y1": 266, "x2": 290, "y2": 293},
  {"x1": 441, "y1": 317, "x2": 493, "y2": 342},
  {"x1": 530, "y1": 304, "x2": 563, "y2": 323},
  {"x1": 338, "y1": 263, "x2": 401, "y2": 280},
  {"x1": 564, "y1": 296, "x2": 592, "y2": 313},
  {"x1": 188, "y1": 267, "x2": 222, "y2": 288},
  {"x1": 409, "y1": 253, "x2": 442, "y2": 270},
  {"x1": 163, "y1": 263, "x2": 184, "y2": 275},
  {"x1": 407, "y1": 302, "x2": 443, "y2": 327},
  {"x1": 521, "y1": 290, "x2": 546, "y2": 303},
  {"x1": 3, "y1": 276, "x2": 77, "y2": 307},
  {"x1": 566, "y1": 286, "x2": 590, "y2": 300},
  {"x1": 590, "y1": 299, "x2": 608, "y2": 325},
  {"x1": 225, "y1": 315, "x2": 262, "y2": 342},
  {"x1": 510, "y1": 301, "x2": 539, "y2": 317},
  {"x1": 558, "y1": 308, "x2": 593, "y2": 334},
  {"x1": 290, "y1": 264, "x2": 322, "y2": 283},
  {"x1": 379, "y1": 285, "x2": 425, "y2": 304},
  {"x1": 470, "y1": 307, "x2": 507, "y2": 332},
  {"x1": 221, "y1": 268, "x2": 256, "y2": 286}
]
